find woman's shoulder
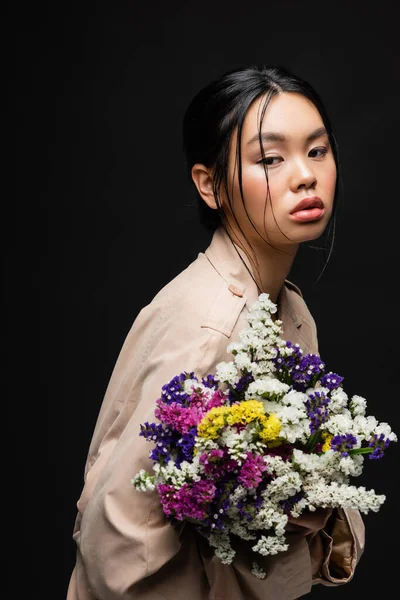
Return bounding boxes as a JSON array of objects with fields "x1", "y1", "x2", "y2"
[{"x1": 139, "y1": 251, "x2": 247, "y2": 340}]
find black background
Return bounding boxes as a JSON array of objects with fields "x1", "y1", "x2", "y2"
[{"x1": 11, "y1": 1, "x2": 399, "y2": 598}]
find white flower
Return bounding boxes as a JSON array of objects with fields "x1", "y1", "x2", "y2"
[
  {"x1": 215, "y1": 361, "x2": 240, "y2": 385},
  {"x1": 251, "y1": 360, "x2": 276, "y2": 377},
  {"x1": 154, "y1": 458, "x2": 202, "y2": 486},
  {"x1": 182, "y1": 378, "x2": 200, "y2": 394},
  {"x1": 322, "y1": 412, "x2": 353, "y2": 436},
  {"x1": 252, "y1": 534, "x2": 288, "y2": 556},
  {"x1": 352, "y1": 415, "x2": 379, "y2": 438},
  {"x1": 256, "y1": 293, "x2": 279, "y2": 315},
  {"x1": 234, "y1": 352, "x2": 253, "y2": 370},
  {"x1": 263, "y1": 472, "x2": 303, "y2": 503},
  {"x1": 131, "y1": 469, "x2": 155, "y2": 492},
  {"x1": 374, "y1": 422, "x2": 398, "y2": 442},
  {"x1": 226, "y1": 341, "x2": 246, "y2": 355},
  {"x1": 194, "y1": 437, "x2": 219, "y2": 454},
  {"x1": 281, "y1": 390, "x2": 309, "y2": 408},
  {"x1": 289, "y1": 497, "x2": 309, "y2": 518},
  {"x1": 338, "y1": 454, "x2": 364, "y2": 477},
  {"x1": 304, "y1": 481, "x2": 386, "y2": 513},
  {"x1": 329, "y1": 388, "x2": 349, "y2": 413},
  {"x1": 245, "y1": 377, "x2": 289, "y2": 401},
  {"x1": 221, "y1": 425, "x2": 266, "y2": 462},
  {"x1": 229, "y1": 522, "x2": 257, "y2": 540},
  {"x1": 278, "y1": 419, "x2": 309, "y2": 444},
  {"x1": 250, "y1": 500, "x2": 288, "y2": 535},
  {"x1": 208, "y1": 532, "x2": 236, "y2": 564},
  {"x1": 263, "y1": 455, "x2": 292, "y2": 477},
  {"x1": 251, "y1": 562, "x2": 267, "y2": 579},
  {"x1": 349, "y1": 395, "x2": 367, "y2": 417}
]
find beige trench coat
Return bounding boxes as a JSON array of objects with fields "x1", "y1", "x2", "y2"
[{"x1": 67, "y1": 226, "x2": 365, "y2": 600}]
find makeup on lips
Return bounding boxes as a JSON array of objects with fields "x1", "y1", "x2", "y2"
[{"x1": 289, "y1": 196, "x2": 325, "y2": 222}]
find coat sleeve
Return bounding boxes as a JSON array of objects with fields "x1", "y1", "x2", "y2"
[
  {"x1": 73, "y1": 304, "x2": 231, "y2": 600},
  {"x1": 309, "y1": 507, "x2": 365, "y2": 586}
]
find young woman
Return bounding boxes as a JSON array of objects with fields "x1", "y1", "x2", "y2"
[{"x1": 67, "y1": 65, "x2": 365, "y2": 600}]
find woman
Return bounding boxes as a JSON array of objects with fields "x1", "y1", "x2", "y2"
[{"x1": 67, "y1": 65, "x2": 365, "y2": 600}]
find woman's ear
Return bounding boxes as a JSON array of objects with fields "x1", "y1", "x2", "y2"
[{"x1": 191, "y1": 163, "x2": 218, "y2": 210}]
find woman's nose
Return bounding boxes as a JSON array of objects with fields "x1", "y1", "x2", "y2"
[{"x1": 289, "y1": 159, "x2": 317, "y2": 191}]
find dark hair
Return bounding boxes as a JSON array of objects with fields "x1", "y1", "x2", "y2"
[{"x1": 182, "y1": 64, "x2": 340, "y2": 286}]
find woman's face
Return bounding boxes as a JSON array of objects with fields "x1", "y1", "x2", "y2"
[{"x1": 220, "y1": 92, "x2": 337, "y2": 251}]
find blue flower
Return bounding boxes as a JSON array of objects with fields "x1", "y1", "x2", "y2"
[
  {"x1": 368, "y1": 433, "x2": 391, "y2": 460},
  {"x1": 320, "y1": 372, "x2": 344, "y2": 391},
  {"x1": 161, "y1": 371, "x2": 197, "y2": 405},
  {"x1": 330, "y1": 433, "x2": 358, "y2": 456},
  {"x1": 305, "y1": 390, "x2": 331, "y2": 434}
]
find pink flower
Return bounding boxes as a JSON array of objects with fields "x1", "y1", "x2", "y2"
[
  {"x1": 238, "y1": 452, "x2": 268, "y2": 489},
  {"x1": 155, "y1": 399, "x2": 204, "y2": 433},
  {"x1": 205, "y1": 389, "x2": 226, "y2": 411},
  {"x1": 157, "y1": 480, "x2": 216, "y2": 521}
]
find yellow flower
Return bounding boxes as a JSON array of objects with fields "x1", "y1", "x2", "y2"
[
  {"x1": 197, "y1": 399, "x2": 281, "y2": 447},
  {"x1": 226, "y1": 400, "x2": 266, "y2": 426},
  {"x1": 321, "y1": 431, "x2": 333, "y2": 453},
  {"x1": 197, "y1": 406, "x2": 231, "y2": 439},
  {"x1": 259, "y1": 413, "x2": 281, "y2": 442}
]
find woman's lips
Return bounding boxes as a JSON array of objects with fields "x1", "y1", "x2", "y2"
[
  {"x1": 289, "y1": 207, "x2": 325, "y2": 222},
  {"x1": 289, "y1": 196, "x2": 325, "y2": 222}
]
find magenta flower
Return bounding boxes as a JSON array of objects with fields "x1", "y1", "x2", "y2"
[
  {"x1": 200, "y1": 448, "x2": 238, "y2": 477},
  {"x1": 238, "y1": 452, "x2": 268, "y2": 489},
  {"x1": 205, "y1": 389, "x2": 227, "y2": 411},
  {"x1": 155, "y1": 399, "x2": 205, "y2": 433},
  {"x1": 157, "y1": 480, "x2": 216, "y2": 521}
]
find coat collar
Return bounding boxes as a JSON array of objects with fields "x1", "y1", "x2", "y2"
[{"x1": 204, "y1": 226, "x2": 307, "y2": 339}]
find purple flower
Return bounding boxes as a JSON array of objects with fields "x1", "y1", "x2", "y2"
[
  {"x1": 238, "y1": 452, "x2": 268, "y2": 489},
  {"x1": 140, "y1": 421, "x2": 176, "y2": 465},
  {"x1": 320, "y1": 372, "x2": 344, "y2": 391},
  {"x1": 227, "y1": 371, "x2": 255, "y2": 403},
  {"x1": 199, "y1": 449, "x2": 238, "y2": 477},
  {"x1": 200, "y1": 479, "x2": 237, "y2": 532},
  {"x1": 160, "y1": 371, "x2": 196, "y2": 406},
  {"x1": 149, "y1": 444, "x2": 171, "y2": 464},
  {"x1": 139, "y1": 421, "x2": 165, "y2": 442},
  {"x1": 273, "y1": 344, "x2": 326, "y2": 391},
  {"x1": 291, "y1": 354, "x2": 326, "y2": 392},
  {"x1": 202, "y1": 374, "x2": 219, "y2": 388},
  {"x1": 236, "y1": 480, "x2": 270, "y2": 523},
  {"x1": 305, "y1": 390, "x2": 331, "y2": 434},
  {"x1": 265, "y1": 443, "x2": 293, "y2": 462},
  {"x1": 368, "y1": 433, "x2": 391, "y2": 460},
  {"x1": 280, "y1": 491, "x2": 305, "y2": 514},
  {"x1": 274, "y1": 340, "x2": 303, "y2": 368},
  {"x1": 157, "y1": 479, "x2": 216, "y2": 521},
  {"x1": 176, "y1": 427, "x2": 197, "y2": 461},
  {"x1": 330, "y1": 433, "x2": 358, "y2": 456},
  {"x1": 155, "y1": 399, "x2": 205, "y2": 433},
  {"x1": 204, "y1": 389, "x2": 227, "y2": 411}
]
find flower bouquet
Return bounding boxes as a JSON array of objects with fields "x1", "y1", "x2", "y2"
[{"x1": 131, "y1": 293, "x2": 397, "y2": 578}]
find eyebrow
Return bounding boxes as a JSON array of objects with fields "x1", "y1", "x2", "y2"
[{"x1": 246, "y1": 126, "x2": 328, "y2": 147}]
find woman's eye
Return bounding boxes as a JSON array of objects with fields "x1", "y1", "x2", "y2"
[
  {"x1": 258, "y1": 156, "x2": 282, "y2": 166},
  {"x1": 309, "y1": 146, "x2": 328, "y2": 158}
]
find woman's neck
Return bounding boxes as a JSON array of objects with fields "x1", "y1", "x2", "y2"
[{"x1": 228, "y1": 229, "x2": 299, "y2": 304}]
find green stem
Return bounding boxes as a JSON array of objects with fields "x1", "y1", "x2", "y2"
[
  {"x1": 348, "y1": 447, "x2": 374, "y2": 455},
  {"x1": 306, "y1": 431, "x2": 321, "y2": 453}
]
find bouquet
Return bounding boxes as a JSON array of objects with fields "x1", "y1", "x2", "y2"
[{"x1": 131, "y1": 293, "x2": 397, "y2": 578}]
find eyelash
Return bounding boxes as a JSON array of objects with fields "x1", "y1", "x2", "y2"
[{"x1": 257, "y1": 146, "x2": 328, "y2": 166}]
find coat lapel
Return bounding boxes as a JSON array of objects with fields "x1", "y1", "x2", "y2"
[{"x1": 204, "y1": 226, "x2": 316, "y2": 355}]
